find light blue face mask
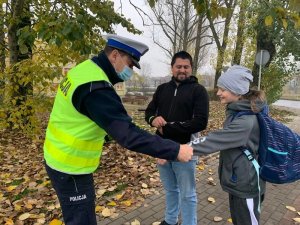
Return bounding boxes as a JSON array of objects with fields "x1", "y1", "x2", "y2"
[{"x1": 117, "y1": 66, "x2": 134, "y2": 81}]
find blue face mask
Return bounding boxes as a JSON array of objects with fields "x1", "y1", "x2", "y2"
[{"x1": 117, "y1": 66, "x2": 134, "y2": 81}]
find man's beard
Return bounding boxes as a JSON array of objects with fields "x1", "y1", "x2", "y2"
[{"x1": 174, "y1": 74, "x2": 189, "y2": 83}]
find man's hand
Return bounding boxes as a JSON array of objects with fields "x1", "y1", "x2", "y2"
[
  {"x1": 157, "y1": 127, "x2": 163, "y2": 135},
  {"x1": 177, "y1": 144, "x2": 193, "y2": 162},
  {"x1": 151, "y1": 116, "x2": 167, "y2": 128},
  {"x1": 157, "y1": 158, "x2": 167, "y2": 165}
]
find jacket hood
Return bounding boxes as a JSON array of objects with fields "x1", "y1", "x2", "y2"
[
  {"x1": 171, "y1": 75, "x2": 198, "y2": 85},
  {"x1": 226, "y1": 99, "x2": 267, "y2": 115}
]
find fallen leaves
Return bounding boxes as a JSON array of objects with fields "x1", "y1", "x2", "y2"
[
  {"x1": 207, "y1": 176, "x2": 217, "y2": 186},
  {"x1": 18, "y1": 212, "x2": 31, "y2": 220},
  {"x1": 6, "y1": 186, "x2": 17, "y2": 192},
  {"x1": 121, "y1": 200, "x2": 132, "y2": 207},
  {"x1": 0, "y1": 127, "x2": 161, "y2": 224},
  {"x1": 141, "y1": 183, "x2": 148, "y2": 188},
  {"x1": 49, "y1": 219, "x2": 64, "y2": 225},
  {"x1": 285, "y1": 205, "x2": 300, "y2": 224},
  {"x1": 107, "y1": 201, "x2": 117, "y2": 206},
  {"x1": 131, "y1": 219, "x2": 141, "y2": 225},
  {"x1": 286, "y1": 205, "x2": 297, "y2": 212},
  {"x1": 101, "y1": 207, "x2": 118, "y2": 218},
  {"x1": 3, "y1": 218, "x2": 14, "y2": 225},
  {"x1": 213, "y1": 216, "x2": 223, "y2": 222},
  {"x1": 207, "y1": 197, "x2": 216, "y2": 203},
  {"x1": 1, "y1": 101, "x2": 293, "y2": 224},
  {"x1": 152, "y1": 222, "x2": 161, "y2": 225},
  {"x1": 102, "y1": 207, "x2": 113, "y2": 217},
  {"x1": 293, "y1": 217, "x2": 300, "y2": 223}
]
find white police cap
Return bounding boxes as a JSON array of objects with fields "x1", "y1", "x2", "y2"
[{"x1": 104, "y1": 34, "x2": 149, "y2": 69}]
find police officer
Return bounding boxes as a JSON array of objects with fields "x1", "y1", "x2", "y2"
[{"x1": 43, "y1": 34, "x2": 193, "y2": 225}]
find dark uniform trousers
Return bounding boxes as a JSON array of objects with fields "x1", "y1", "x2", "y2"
[{"x1": 45, "y1": 163, "x2": 97, "y2": 225}]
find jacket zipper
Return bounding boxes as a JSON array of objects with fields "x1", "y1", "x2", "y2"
[{"x1": 166, "y1": 87, "x2": 177, "y2": 120}]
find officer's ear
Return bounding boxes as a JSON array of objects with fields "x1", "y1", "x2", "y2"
[{"x1": 108, "y1": 49, "x2": 119, "y2": 64}]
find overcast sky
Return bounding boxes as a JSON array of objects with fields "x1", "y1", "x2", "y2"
[{"x1": 113, "y1": 1, "x2": 171, "y2": 77}]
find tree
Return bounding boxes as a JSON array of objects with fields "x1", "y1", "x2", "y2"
[
  {"x1": 0, "y1": 0, "x2": 140, "y2": 136},
  {"x1": 130, "y1": 0, "x2": 213, "y2": 76},
  {"x1": 249, "y1": 0, "x2": 300, "y2": 102},
  {"x1": 0, "y1": 6, "x2": 4, "y2": 104},
  {"x1": 232, "y1": 0, "x2": 248, "y2": 65},
  {"x1": 192, "y1": 0, "x2": 300, "y2": 102},
  {"x1": 203, "y1": 0, "x2": 238, "y2": 89},
  {"x1": 251, "y1": 0, "x2": 300, "y2": 84},
  {"x1": 0, "y1": 6, "x2": 4, "y2": 72}
]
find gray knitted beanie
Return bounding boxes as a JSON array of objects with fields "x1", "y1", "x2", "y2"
[{"x1": 217, "y1": 65, "x2": 253, "y2": 95}]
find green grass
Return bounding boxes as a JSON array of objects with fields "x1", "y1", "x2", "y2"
[
  {"x1": 102, "y1": 183, "x2": 128, "y2": 197},
  {"x1": 10, "y1": 178, "x2": 25, "y2": 186}
]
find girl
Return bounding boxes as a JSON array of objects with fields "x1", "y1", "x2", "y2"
[{"x1": 191, "y1": 65, "x2": 267, "y2": 225}]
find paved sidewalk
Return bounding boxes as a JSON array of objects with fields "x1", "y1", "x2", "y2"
[
  {"x1": 97, "y1": 112, "x2": 300, "y2": 225},
  {"x1": 97, "y1": 153, "x2": 300, "y2": 225}
]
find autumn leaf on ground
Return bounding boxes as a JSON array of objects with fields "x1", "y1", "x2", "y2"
[
  {"x1": 207, "y1": 177, "x2": 217, "y2": 186},
  {"x1": 207, "y1": 177, "x2": 214, "y2": 182},
  {"x1": 286, "y1": 206, "x2": 297, "y2": 211},
  {"x1": 49, "y1": 219, "x2": 64, "y2": 225},
  {"x1": 293, "y1": 218, "x2": 300, "y2": 223},
  {"x1": 128, "y1": 157, "x2": 134, "y2": 161},
  {"x1": 18, "y1": 212, "x2": 31, "y2": 220},
  {"x1": 197, "y1": 164, "x2": 205, "y2": 170},
  {"x1": 28, "y1": 213, "x2": 44, "y2": 219},
  {"x1": 6, "y1": 185, "x2": 17, "y2": 192},
  {"x1": 47, "y1": 204, "x2": 56, "y2": 210},
  {"x1": 114, "y1": 193, "x2": 124, "y2": 200},
  {"x1": 37, "y1": 218, "x2": 46, "y2": 224},
  {"x1": 14, "y1": 204, "x2": 22, "y2": 211},
  {"x1": 102, "y1": 208, "x2": 113, "y2": 217},
  {"x1": 96, "y1": 189, "x2": 106, "y2": 197},
  {"x1": 208, "y1": 197, "x2": 216, "y2": 203},
  {"x1": 95, "y1": 205, "x2": 104, "y2": 212},
  {"x1": 131, "y1": 219, "x2": 141, "y2": 225},
  {"x1": 41, "y1": 180, "x2": 51, "y2": 186},
  {"x1": 107, "y1": 186, "x2": 116, "y2": 192},
  {"x1": 227, "y1": 218, "x2": 233, "y2": 223},
  {"x1": 121, "y1": 200, "x2": 132, "y2": 207},
  {"x1": 149, "y1": 177, "x2": 158, "y2": 183},
  {"x1": 152, "y1": 222, "x2": 161, "y2": 225},
  {"x1": 4, "y1": 218, "x2": 14, "y2": 225},
  {"x1": 107, "y1": 201, "x2": 117, "y2": 206},
  {"x1": 141, "y1": 189, "x2": 150, "y2": 195},
  {"x1": 213, "y1": 216, "x2": 223, "y2": 222}
]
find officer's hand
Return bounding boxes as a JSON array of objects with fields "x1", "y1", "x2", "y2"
[
  {"x1": 152, "y1": 116, "x2": 167, "y2": 128},
  {"x1": 177, "y1": 144, "x2": 193, "y2": 162}
]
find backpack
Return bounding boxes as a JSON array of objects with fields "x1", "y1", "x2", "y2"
[{"x1": 233, "y1": 106, "x2": 300, "y2": 184}]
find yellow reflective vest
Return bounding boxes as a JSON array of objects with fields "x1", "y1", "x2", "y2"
[{"x1": 44, "y1": 60, "x2": 109, "y2": 174}]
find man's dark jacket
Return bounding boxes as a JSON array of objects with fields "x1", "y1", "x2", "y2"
[{"x1": 145, "y1": 76, "x2": 209, "y2": 144}]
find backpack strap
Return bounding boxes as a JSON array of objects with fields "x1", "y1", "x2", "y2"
[
  {"x1": 243, "y1": 148, "x2": 261, "y2": 213},
  {"x1": 232, "y1": 111, "x2": 263, "y2": 212}
]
